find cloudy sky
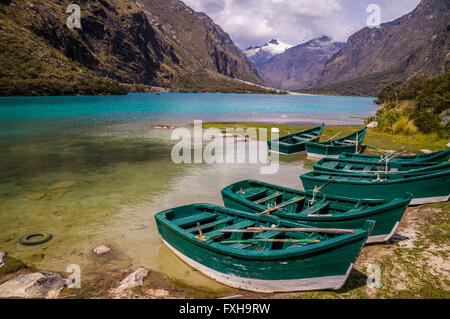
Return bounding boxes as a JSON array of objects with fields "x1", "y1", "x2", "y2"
[{"x1": 183, "y1": 0, "x2": 421, "y2": 49}]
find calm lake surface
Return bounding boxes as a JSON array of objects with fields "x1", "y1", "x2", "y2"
[{"x1": 0, "y1": 93, "x2": 376, "y2": 293}]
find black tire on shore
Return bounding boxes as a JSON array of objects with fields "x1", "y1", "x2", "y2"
[{"x1": 19, "y1": 232, "x2": 53, "y2": 246}]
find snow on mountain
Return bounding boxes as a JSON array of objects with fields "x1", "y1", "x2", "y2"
[{"x1": 243, "y1": 39, "x2": 293, "y2": 67}]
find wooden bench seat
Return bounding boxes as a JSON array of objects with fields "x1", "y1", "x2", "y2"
[
  {"x1": 300, "y1": 201, "x2": 329, "y2": 216},
  {"x1": 173, "y1": 213, "x2": 217, "y2": 228},
  {"x1": 322, "y1": 161, "x2": 339, "y2": 169},
  {"x1": 185, "y1": 217, "x2": 234, "y2": 233},
  {"x1": 203, "y1": 220, "x2": 255, "y2": 240},
  {"x1": 254, "y1": 191, "x2": 283, "y2": 204}
]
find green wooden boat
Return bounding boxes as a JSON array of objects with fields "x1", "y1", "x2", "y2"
[
  {"x1": 155, "y1": 203, "x2": 374, "y2": 292},
  {"x1": 304, "y1": 127, "x2": 367, "y2": 159},
  {"x1": 267, "y1": 124, "x2": 324, "y2": 154},
  {"x1": 339, "y1": 149, "x2": 450, "y2": 163},
  {"x1": 313, "y1": 158, "x2": 450, "y2": 175},
  {"x1": 221, "y1": 179, "x2": 410, "y2": 244},
  {"x1": 300, "y1": 169, "x2": 450, "y2": 205}
]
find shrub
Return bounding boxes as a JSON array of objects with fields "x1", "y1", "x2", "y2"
[
  {"x1": 376, "y1": 108, "x2": 403, "y2": 132},
  {"x1": 412, "y1": 109, "x2": 443, "y2": 134},
  {"x1": 392, "y1": 116, "x2": 418, "y2": 135}
]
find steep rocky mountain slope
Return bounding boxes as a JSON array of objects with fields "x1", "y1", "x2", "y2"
[
  {"x1": 258, "y1": 36, "x2": 345, "y2": 90},
  {"x1": 310, "y1": 0, "x2": 449, "y2": 96},
  {"x1": 243, "y1": 39, "x2": 293, "y2": 68},
  {"x1": 0, "y1": 0, "x2": 265, "y2": 95}
]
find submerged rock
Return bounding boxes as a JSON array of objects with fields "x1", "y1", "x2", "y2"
[
  {"x1": 0, "y1": 271, "x2": 66, "y2": 299},
  {"x1": 0, "y1": 252, "x2": 5, "y2": 268},
  {"x1": 26, "y1": 193, "x2": 46, "y2": 201},
  {"x1": 93, "y1": 245, "x2": 111, "y2": 255},
  {"x1": 111, "y1": 268, "x2": 149, "y2": 296},
  {"x1": 48, "y1": 181, "x2": 76, "y2": 190}
]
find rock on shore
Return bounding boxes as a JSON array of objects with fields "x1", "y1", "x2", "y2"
[
  {"x1": 0, "y1": 271, "x2": 66, "y2": 299},
  {"x1": 110, "y1": 268, "x2": 149, "y2": 297}
]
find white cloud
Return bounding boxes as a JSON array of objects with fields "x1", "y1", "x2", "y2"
[{"x1": 183, "y1": 0, "x2": 421, "y2": 48}]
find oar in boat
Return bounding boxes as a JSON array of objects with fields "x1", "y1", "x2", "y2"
[
  {"x1": 378, "y1": 146, "x2": 405, "y2": 162},
  {"x1": 222, "y1": 227, "x2": 355, "y2": 234},
  {"x1": 221, "y1": 239, "x2": 321, "y2": 244},
  {"x1": 327, "y1": 132, "x2": 341, "y2": 141},
  {"x1": 256, "y1": 196, "x2": 305, "y2": 215},
  {"x1": 365, "y1": 145, "x2": 390, "y2": 154}
]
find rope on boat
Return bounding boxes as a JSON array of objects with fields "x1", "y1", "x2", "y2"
[{"x1": 308, "y1": 178, "x2": 334, "y2": 207}]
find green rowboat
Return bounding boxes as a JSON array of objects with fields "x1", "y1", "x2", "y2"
[
  {"x1": 155, "y1": 203, "x2": 374, "y2": 292},
  {"x1": 313, "y1": 158, "x2": 450, "y2": 175},
  {"x1": 267, "y1": 124, "x2": 324, "y2": 154},
  {"x1": 300, "y1": 169, "x2": 450, "y2": 205},
  {"x1": 339, "y1": 149, "x2": 450, "y2": 163},
  {"x1": 221, "y1": 179, "x2": 410, "y2": 243},
  {"x1": 304, "y1": 127, "x2": 367, "y2": 159}
]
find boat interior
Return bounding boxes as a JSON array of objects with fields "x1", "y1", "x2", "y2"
[
  {"x1": 228, "y1": 181, "x2": 377, "y2": 217},
  {"x1": 277, "y1": 131, "x2": 320, "y2": 145},
  {"x1": 317, "y1": 159, "x2": 446, "y2": 173},
  {"x1": 164, "y1": 205, "x2": 342, "y2": 251}
]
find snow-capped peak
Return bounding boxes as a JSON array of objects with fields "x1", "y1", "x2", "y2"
[{"x1": 244, "y1": 39, "x2": 293, "y2": 59}]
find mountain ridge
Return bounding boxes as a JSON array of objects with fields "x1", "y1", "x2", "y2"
[
  {"x1": 258, "y1": 36, "x2": 345, "y2": 90},
  {"x1": 0, "y1": 0, "x2": 272, "y2": 95},
  {"x1": 243, "y1": 39, "x2": 293, "y2": 68},
  {"x1": 310, "y1": 0, "x2": 450, "y2": 95}
]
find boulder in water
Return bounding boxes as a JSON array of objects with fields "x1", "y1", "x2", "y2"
[{"x1": 93, "y1": 244, "x2": 111, "y2": 255}]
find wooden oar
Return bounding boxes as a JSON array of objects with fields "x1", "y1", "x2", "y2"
[
  {"x1": 378, "y1": 147, "x2": 405, "y2": 162},
  {"x1": 365, "y1": 145, "x2": 389, "y2": 154},
  {"x1": 247, "y1": 227, "x2": 355, "y2": 234},
  {"x1": 327, "y1": 132, "x2": 341, "y2": 141},
  {"x1": 380, "y1": 151, "x2": 407, "y2": 164},
  {"x1": 221, "y1": 239, "x2": 321, "y2": 244},
  {"x1": 256, "y1": 196, "x2": 305, "y2": 215}
]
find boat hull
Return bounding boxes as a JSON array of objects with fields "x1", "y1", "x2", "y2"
[
  {"x1": 221, "y1": 181, "x2": 409, "y2": 243},
  {"x1": 300, "y1": 171, "x2": 450, "y2": 205},
  {"x1": 155, "y1": 204, "x2": 373, "y2": 293},
  {"x1": 163, "y1": 239, "x2": 353, "y2": 293}
]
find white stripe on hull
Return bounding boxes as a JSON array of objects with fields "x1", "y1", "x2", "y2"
[
  {"x1": 306, "y1": 152, "x2": 340, "y2": 159},
  {"x1": 365, "y1": 221, "x2": 400, "y2": 244},
  {"x1": 163, "y1": 239, "x2": 353, "y2": 293},
  {"x1": 268, "y1": 150, "x2": 303, "y2": 155},
  {"x1": 410, "y1": 195, "x2": 449, "y2": 205}
]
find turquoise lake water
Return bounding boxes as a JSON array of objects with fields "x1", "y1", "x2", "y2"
[
  {"x1": 0, "y1": 93, "x2": 377, "y2": 294},
  {"x1": 0, "y1": 92, "x2": 376, "y2": 121}
]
